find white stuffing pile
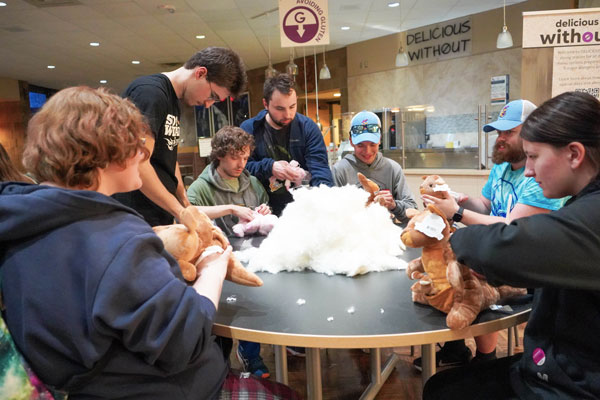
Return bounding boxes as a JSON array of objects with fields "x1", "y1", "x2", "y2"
[{"x1": 235, "y1": 184, "x2": 406, "y2": 276}]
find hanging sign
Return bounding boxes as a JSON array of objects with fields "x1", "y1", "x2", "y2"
[
  {"x1": 279, "y1": 0, "x2": 329, "y2": 47},
  {"x1": 523, "y1": 8, "x2": 600, "y2": 48},
  {"x1": 405, "y1": 16, "x2": 472, "y2": 66}
]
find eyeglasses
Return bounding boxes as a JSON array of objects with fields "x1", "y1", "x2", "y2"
[
  {"x1": 350, "y1": 124, "x2": 380, "y2": 135},
  {"x1": 207, "y1": 81, "x2": 223, "y2": 103}
]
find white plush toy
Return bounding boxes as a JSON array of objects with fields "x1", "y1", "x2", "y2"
[{"x1": 232, "y1": 212, "x2": 279, "y2": 237}]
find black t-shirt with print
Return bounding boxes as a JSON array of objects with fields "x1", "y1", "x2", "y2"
[
  {"x1": 262, "y1": 121, "x2": 295, "y2": 215},
  {"x1": 113, "y1": 74, "x2": 180, "y2": 226}
]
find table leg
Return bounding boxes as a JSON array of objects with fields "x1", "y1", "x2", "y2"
[
  {"x1": 273, "y1": 345, "x2": 288, "y2": 384},
  {"x1": 359, "y1": 349, "x2": 400, "y2": 400},
  {"x1": 507, "y1": 327, "x2": 514, "y2": 356},
  {"x1": 421, "y1": 343, "x2": 436, "y2": 385},
  {"x1": 305, "y1": 347, "x2": 322, "y2": 400}
]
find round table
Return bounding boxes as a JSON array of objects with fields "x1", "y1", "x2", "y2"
[{"x1": 214, "y1": 236, "x2": 532, "y2": 399}]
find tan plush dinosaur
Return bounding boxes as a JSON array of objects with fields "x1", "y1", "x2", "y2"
[
  {"x1": 357, "y1": 172, "x2": 387, "y2": 207},
  {"x1": 153, "y1": 206, "x2": 263, "y2": 287},
  {"x1": 401, "y1": 203, "x2": 526, "y2": 329},
  {"x1": 405, "y1": 174, "x2": 452, "y2": 219}
]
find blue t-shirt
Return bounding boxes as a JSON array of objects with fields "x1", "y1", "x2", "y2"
[{"x1": 482, "y1": 162, "x2": 565, "y2": 217}]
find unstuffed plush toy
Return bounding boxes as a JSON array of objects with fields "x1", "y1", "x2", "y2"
[
  {"x1": 405, "y1": 174, "x2": 453, "y2": 219},
  {"x1": 357, "y1": 172, "x2": 387, "y2": 207},
  {"x1": 232, "y1": 212, "x2": 279, "y2": 237},
  {"x1": 401, "y1": 204, "x2": 526, "y2": 329},
  {"x1": 153, "y1": 206, "x2": 263, "y2": 286},
  {"x1": 268, "y1": 160, "x2": 307, "y2": 192}
]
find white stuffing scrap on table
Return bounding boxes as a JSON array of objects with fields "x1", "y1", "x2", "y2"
[{"x1": 235, "y1": 185, "x2": 406, "y2": 276}]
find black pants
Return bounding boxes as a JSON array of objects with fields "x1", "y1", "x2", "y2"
[{"x1": 423, "y1": 354, "x2": 522, "y2": 400}]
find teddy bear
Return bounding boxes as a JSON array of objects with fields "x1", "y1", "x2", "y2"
[
  {"x1": 153, "y1": 206, "x2": 263, "y2": 287},
  {"x1": 401, "y1": 203, "x2": 526, "y2": 329},
  {"x1": 232, "y1": 211, "x2": 279, "y2": 237},
  {"x1": 405, "y1": 174, "x2": 454, "y2": 219}
]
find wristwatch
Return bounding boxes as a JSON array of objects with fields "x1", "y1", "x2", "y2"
[{"x1": 452, "y1": 206, "x2": 464, "y2": 223}]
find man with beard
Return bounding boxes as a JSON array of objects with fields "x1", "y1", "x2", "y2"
[
  {"x1": 241, "y1": 73, "x2": 333, "y2": 216},
  {"x1": 412, "y1": 99, "x2": 567, "y2": 371}
]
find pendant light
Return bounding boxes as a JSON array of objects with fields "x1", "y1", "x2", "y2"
[
  {"x1": 286, "y1": 48, "x2": 298, "y2": 77},
  {"x1": 395, "y1": 4, "x2": 409, "y2": 67},
  {"x1": 496, "y1": 0, "x2": 513, "y2": 49},
  {"x1": 319, "y1": 46, "x2": 331, "y2": 80},
  {"x1": 395, "y1": 46, "x2": 409, "y2": 67},
  {"x1": 264, "y1": 19, "x2": 278, "y2": 79}
]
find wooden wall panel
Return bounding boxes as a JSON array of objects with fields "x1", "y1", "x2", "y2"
[{"x1": 0, "y1": 100, "x2": 27, "y2": 171}]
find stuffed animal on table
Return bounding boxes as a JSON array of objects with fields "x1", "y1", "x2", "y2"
[
  {"x1": 405, "y1": 175, "x2": 454, "y2": 219},
  {"x1": 232, "y1": 211, "x2": 279, "y2": 237},
  {"x1": 153, "y1": 206, "x2": 263, "y2": 287},
  {"x1": 400, "y1": 204, "x2": 526, "y2": 329},
  {"x1": 268, "y1": 160, "x2": 307, "y2": 192}
]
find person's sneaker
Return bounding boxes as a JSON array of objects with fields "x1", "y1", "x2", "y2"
[
  {"x1": 413, "y1": 342, "x2": 472, "y2": 372},
  {"x1": 286, "y1": 346, "x2": 306, "y2": 357},
  {"x1": 236, "y1": 347, "x2": 270, "y2": 378}
]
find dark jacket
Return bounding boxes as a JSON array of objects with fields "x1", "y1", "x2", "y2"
[
  {"x1": 450, "y1": 178, "x2": 600, "y2": 400},
  {"x1": 0, "y1": 183, "x2": 227, "y2": 399},
  {"x1": 241, "y1": 110, "x2": 333, "y2": 188}
]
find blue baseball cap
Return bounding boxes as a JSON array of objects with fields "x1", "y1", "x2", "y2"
[
  {"x1": 350, "y1": 111, "x2": 381, "y2": 144},
  {"x1": 483, "y1": 100, "x2": 537, "y2": 132}
]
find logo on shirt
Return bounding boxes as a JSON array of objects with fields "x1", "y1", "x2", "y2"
[{"x1": 164, "y1": 114, "x2": 180, "y2": 151}]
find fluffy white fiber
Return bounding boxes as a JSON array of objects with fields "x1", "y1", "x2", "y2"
[{"x1": 235, "y1": 185, "x2": 406, "y2": 276}]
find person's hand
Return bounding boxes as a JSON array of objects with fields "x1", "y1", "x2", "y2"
[
  {"x1": 421, "y1": 192, "x2": 459, "y2": 219},
  {"x1": 272, "y1": 160, "x2": 303, "y2": 181},
  {"x1": 255, "y1": 203, "x2": 271, "y2": 215},
  {"x1": 231, "y1": 205, "x2": 254, "y2": 222},
  {"x1": 374, "y1": 190, "x2": 396, "y2": 210}
]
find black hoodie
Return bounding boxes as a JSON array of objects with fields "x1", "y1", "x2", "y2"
[
  {"x1": 0, "y1": 182, "x2": 227, "y2": 399},
  {"x1": 451, "y1": 179, "x2": 600, "y2": 399}
]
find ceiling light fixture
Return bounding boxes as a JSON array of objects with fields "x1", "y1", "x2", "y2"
[
  {"x1": 0, "y1": 2, "x2": 7, "y2": 6},
  {"x1": 195, "y1": 35, "x2": 205, "y2": 39},
  {"x1": 286, "y1": 48, "x2": 298, "y2": 77},
  {"x1": 100, "y1": 80, "x2": 107, "y2": 84},
  {"x1": 395, "y1": 47, "x2": 409, "y2": 67},
  {"x1": 388, "y1": 2, "x2": 400, "y2": 7},
  {"x1": 264, "y1": 15, "x2": 278, "y2": 79},
  {"x1": 131, "y1": 60, "x2": 140, "y2": 64},
  {"x1": 90, "y1": 42, "x2": 100, "y2": 47},
  {"x1": 319, "y1": 46, "x2": 331, "y2": 80},
  {"x1": 47, "y1": 65, "x2": 55, "y2": 69},
  {"x1": 333, "y1": 93, "x2": 341, "y2": 97},
  {"x1": 496, "y1": 0, "x2": 513, "y2": 49},
  {"x1": 341, "y1": 26, "x2": 350, "y2": 30}
]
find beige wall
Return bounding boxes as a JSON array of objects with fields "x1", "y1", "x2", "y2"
[{"x1": 345, "y1": 0, "x2": 572, "y2": 116}]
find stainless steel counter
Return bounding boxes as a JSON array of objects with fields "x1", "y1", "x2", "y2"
[{"x1": 383, "y1": 148, "x2": 481, "y2": 169}]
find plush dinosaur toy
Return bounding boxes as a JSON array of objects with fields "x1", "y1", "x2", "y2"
[
  {"x1": 357, "y1": 172, "x2": 386, "y2": 207},
  {"x1": 153, "y1": 206, "x2": 263, "y2": 287},
  {"x1": 401, "y1": 203, "x2": 526, "y2": 329},
  {"x1": 405, "y1": 174, "x2": 453, "y2": 219}
]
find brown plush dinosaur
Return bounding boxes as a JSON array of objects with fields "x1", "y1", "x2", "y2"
[
  {"x1": 405, "y1": 174, "x2": 451, "y2": 219},
  {"x1": 357, "y1": 172, "x2": 387, "y2": 207},
  {"x1": 153, "y1": 206, "x2": 263, "y2": 287},
  {"x1": 401, "y1": 203, "x2": 526, "y2": 329}
]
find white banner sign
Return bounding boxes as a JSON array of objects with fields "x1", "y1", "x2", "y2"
[
  {"x1": 405, "y1": 17, "x2": 472, "y2": 65},
  {"x1": 279, "y1": 0, "x2": 329, "y2": 47},
  {"x1": 523, "y1": 8, "x2": 600, "y2": 48},
  {"x1": 552, "y1": 45, "x2": 600, "y2": 99}
]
